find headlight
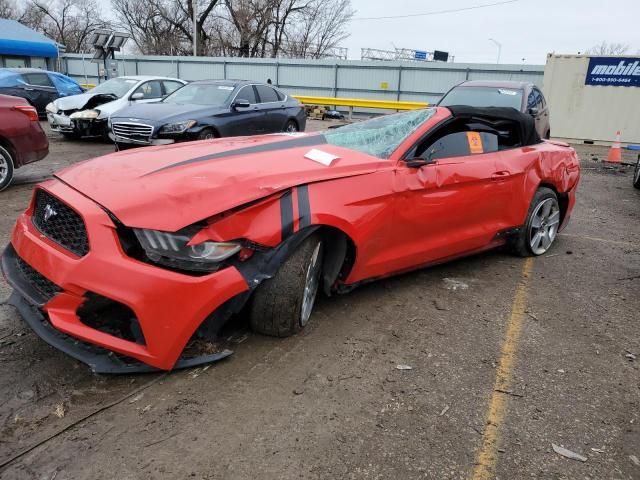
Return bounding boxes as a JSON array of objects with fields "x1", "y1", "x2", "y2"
[
  {"x1": 159, "y1": 120, "x2": 196, "y2": 134},
  {"x1": 133, "y1": 228, "x2": 241, "y2": 272},
  {"x1": 45, "y1": 102, "x2": 57, "y2": 114},
  {"x1": 69, "y1": 109, "x2": 100, "y2": 120}
]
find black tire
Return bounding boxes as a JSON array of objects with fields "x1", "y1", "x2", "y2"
[
  {"x1": 633, "y1": 156, "x2": 640, "y2": 189},
  {"x1": 197, "y1": 128, "x2": 217, "y2": 140},
  {"x1": 250, "y1": 233, "x2": 323, "y2": 337},
  {"x1": 284, "y1": 120, "x2": 298, "y2": 133},
  {"x1": 0, "y1": 144, "x2": 15, "y2": 192},
  {"x1": 544, "y1": 130, "x2": 551, "y2": 140},
  {"x1": 512, "y1": 187, "x2": 561, "y2": 257}
]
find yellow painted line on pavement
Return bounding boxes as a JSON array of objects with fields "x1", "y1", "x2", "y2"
[
  {"x1": 560, "y1": 233, "x2": 635, "y2": 248},
  {"x1": 471, "y1": 257, "x2": 534, "y2": 480}
]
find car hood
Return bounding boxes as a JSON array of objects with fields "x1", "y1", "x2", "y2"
[
  {"x1": 110, "y1": 103, "x2": 228, "y2": 123},
  {"x1": 53, "y1": 93, "x2": 119, "y2": 114},
  {"x1": 55, "y1": 133, "x2": 387, "y2": 231}
]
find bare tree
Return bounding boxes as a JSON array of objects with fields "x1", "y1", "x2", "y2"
[
  {"x1": 586, "y1": 41, "x2": 630, "y2": 55},
  {"x1": 0, "y1": 0, "x2": 19, "y2": 18},
  {"x1": 111, "y1": 0, "x2": 186, "y2": 55},
  {"x1": 111, "y1": 0, "x2": 352, "y2": 58},
  {"x1": 21, "y1": 0, "x2": 111, "y2": 52}
]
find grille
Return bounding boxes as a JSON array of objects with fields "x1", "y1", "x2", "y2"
[
  {"x1": 112, "y1": 122, "x2": 154, "y2": 144},
  {"x1": 15, "y1": 255, "x2": 62, "y2": 301},
  {"x1": 32, "y1": 190, "x2": 89, "y2": 257}
]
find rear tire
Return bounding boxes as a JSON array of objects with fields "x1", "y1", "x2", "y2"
[
  {"x1": 0, "y1": 145, "x2": 14, "y2": 192},
  {"x1": 512, "y1": 187, "x2": 561, "y2": 257},
  {"x1": 633, "y1": 156, "x2": 640, "y2": 189},
  {"x1": 250, "y1": 233, "x2": 323, "y2": 337}
]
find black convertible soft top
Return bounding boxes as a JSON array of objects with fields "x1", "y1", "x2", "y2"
[{"x1": 446, "y1": 105, "x2": 541, "y2": 146}]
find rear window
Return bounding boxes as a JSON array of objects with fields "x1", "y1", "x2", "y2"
[
  {"x1": 439, "y1": 86, "x2": 523, "y2": 110},
  {"x1": 256, "y1": 85, "x2": 279, "y2": 103}
]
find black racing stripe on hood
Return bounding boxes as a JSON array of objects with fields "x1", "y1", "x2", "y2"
[{"x1": 145, "y1": 135, "x2": 328, "y2": 176}]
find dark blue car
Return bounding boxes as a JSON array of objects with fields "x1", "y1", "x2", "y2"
[
  {"x1": 0, "y1": 68, "x2": 83, "y2": 118},
  {"x1": 109, "y1": 79, "x2": 307, "y2": 148}
]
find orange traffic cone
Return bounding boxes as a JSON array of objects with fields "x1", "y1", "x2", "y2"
[{"x1": 607, "y1": 131, "x2": 622, "y2": 163}]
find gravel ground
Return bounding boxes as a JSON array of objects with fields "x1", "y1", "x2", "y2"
[{"x1": 0, "y1": 123, "x2": 638, "y2": 479}]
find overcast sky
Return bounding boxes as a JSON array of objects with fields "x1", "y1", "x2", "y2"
[{"x1": 345, "y1": 0, "x2": 640, "y2": 64}]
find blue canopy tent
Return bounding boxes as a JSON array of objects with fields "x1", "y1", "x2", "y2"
[{"x1": 0, "y1": 19, "x2": 59, "y2": 69}]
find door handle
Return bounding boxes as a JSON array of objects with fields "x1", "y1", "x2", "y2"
[{"x1": 491, "y1": 170, "x2": 511, "y2": 180}]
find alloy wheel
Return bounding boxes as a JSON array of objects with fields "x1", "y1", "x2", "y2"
[
  {"x1": 0, "y1": 152, "x2": 9, "y2": 184},
  {"x1": 300, "y1": 241, "x2": 322, "y2": 326},
  {"x1": 529, "y1": 198, "x2": 560, "y2": 255},
  {"x1": 286, "y1": 122, "x2": 298, "y2": 132}
]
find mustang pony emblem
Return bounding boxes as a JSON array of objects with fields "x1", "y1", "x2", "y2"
[{"x1": 43, "y1": 204, "x2": 57, "y2": 222}]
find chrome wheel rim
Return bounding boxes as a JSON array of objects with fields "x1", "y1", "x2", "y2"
[
  {"x1": 300, "y1": 242, "x2": 322, "y2": 326},
  {"x1": 529, "y1": 198, "x2": 560, "y2": 255},
  {"x1": 286, "y1": 122, "x2": 298, "y2": 132},
  {"x1": 0, "y1": 152, "x2": 8, "y2": 184}
]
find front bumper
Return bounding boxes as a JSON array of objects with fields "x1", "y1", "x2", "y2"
[
  {"x1": 1, "y1": 180, "x2": 250, "y2": 372},
  {"x1": 47, "y1": 112, "x2": 75, "y2": 133}
]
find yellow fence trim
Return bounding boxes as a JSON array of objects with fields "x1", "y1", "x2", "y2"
[{"x1": 293, "y1": 95, "x2": 428, "y2": 111}]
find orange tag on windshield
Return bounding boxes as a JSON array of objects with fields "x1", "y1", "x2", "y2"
[{"x1": 466, "y1": 132, "x2": 484, "y2": 154}]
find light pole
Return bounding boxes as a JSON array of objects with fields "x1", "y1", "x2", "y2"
[
  {"x1": 489, "y1": 38, "x2": 502, "y2": 64},
  {"x1": 193, "y1": 0, "x2": 198, "y2": 57}
]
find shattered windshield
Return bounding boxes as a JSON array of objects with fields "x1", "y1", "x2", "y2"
[
  {"x1": 88, "y1": 78, "x2": 138, "y2": 98},
  {"x1": 323, "y1": 108, "x2": 435, "y2": 158}
]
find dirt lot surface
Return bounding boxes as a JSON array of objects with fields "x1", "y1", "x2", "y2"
[{"x1": 0, "y1": 123, "x2": 639, "y2": 479}]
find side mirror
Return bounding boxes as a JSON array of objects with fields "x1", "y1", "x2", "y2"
[
  {"x1": 130, "y1": 92, "x2": 144, "y2": 101},
  {"x1": 528, "y1": 107, "x2": 539, "y2": 116},
  {"x1": 232, "y1": 99, "x2": 251, "y2": 110},
  {"x1": 405, "y1": 158, "x2": 433, "y2": 168}
]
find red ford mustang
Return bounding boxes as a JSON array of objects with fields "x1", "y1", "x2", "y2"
[{"x1": 1, "y1": 106, "x2": 580, "y2": 373}]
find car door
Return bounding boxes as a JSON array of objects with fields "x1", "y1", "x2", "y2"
[
  {"x1": 131, "y1": 80, "x2": 164, "y2": 104},
  {"x1": 392, "y1": 128, "x2": 508, "y2": 270},
  {"x1": 21, "y1": 72, "x2": 58, "y2": 113},
  {"x1": 223, "y1": 85, "x2": 264, "y2": 136},
  {"x1": 255, "y1": 84, "x2": 288, "y2": 132}
]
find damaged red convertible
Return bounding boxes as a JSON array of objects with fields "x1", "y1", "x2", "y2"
[{"x1": 1, "y1": 106, "x2": 580, "y2": 373}]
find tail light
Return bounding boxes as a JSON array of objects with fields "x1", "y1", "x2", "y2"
[{"x1": 13, "y1": 105, "x2": 39, "y2": 121}]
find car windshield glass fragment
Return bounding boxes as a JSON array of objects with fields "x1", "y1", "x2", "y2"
[
  {"x1": 89, "y1": 78, "x2": 138, "y2": 97},
  {"x1": 323, "y1": 108, "x2": 436, "y2": 158},
  {"x1": 439, "y1": 86, "x2": 523, "y2": 109},
  {"x1": 163, "y1": 84, "x2": 234, "y2": 105}
]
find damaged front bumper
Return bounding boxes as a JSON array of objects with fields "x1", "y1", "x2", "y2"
[
  {"x1": 0, "y1": 180, "x2": 251, "y2": 373},
  {"x1": 48, "y1": 113, "x2": 107, "y2": 137}
]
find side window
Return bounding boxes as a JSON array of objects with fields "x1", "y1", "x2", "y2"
[
  {"x1": 274, "y1": 89, "x2": 285, "y2": 101},
  {"x1": 23, "y1": 73, "x2": 54, "y2": 87},
  {"x1": 133, "y1": 81, "x2": 163, "y2": 99},
  {"x1": 417, "y1": 131, "x2": 499, "y2": 162},
  {"x1": 235, "y1": 85, "x2": 257, "y2": 104},
  {"x1": 163, "y1": 81, "x2": 183, "y2": 96},
  {"x1": 255, "y1": 85, "x2": 279, "y2": 103},
  {"x1": 527, "y1": 90, "x2": 536, "y2": 110}
]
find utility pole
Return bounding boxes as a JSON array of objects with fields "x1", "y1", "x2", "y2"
[
  {"x1": 489, "y1": 38, "x2": 502, "y2": 64},
  {"x1": 193, "y1": 0, "x2": 198, "y2": 56}
]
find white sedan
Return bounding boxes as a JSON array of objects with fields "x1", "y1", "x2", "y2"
[{"x1": 46, "y1": 75, "x2": 186, "y2": 139}]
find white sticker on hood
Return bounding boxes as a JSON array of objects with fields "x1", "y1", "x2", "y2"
[
  {"x1": 304, "y1": 149, "x2": 339, "y2": 166},
  {"x1": 498, "y1": 89, "x2": 518, "y2": 96}
]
